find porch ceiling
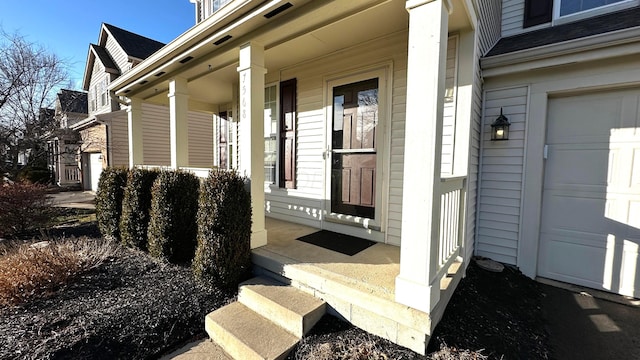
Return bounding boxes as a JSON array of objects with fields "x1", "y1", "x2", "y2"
[{"x1": 119, "y1": 0, "x2": 474, "y2": 107}]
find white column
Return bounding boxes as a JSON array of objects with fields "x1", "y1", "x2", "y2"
[
  {"x1": 237, "y1": 42, "x2": 268, "y2": 248},
  {"x1": 127, "y1": 97, "x2": 144, "y2": 167},
  {"x1": 169, "y1": 77, "x2": 190, "y2": 169},
  {"x1": 395, "y1": 0, "x2": 450, "y2": 314}
]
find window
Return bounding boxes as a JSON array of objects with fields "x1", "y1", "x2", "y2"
[
  {"x1": 89, "y1": 87, "x2": 97, "y2": 112},
  {"x1": 212, "y1": 0, "x2": 232, "y2": 13},
  {"x1": 264, "y1": 85, "x2": 278, "y2": 184},
  {"x1": 558, "y1": 0, "x2": 629, "y2": 16},
  {"x1": 524, "y1": 0, "x2": 553, "y2": 28},
  {"x1": 99, "y1": 78, "x2": 109, "y2": 107}
]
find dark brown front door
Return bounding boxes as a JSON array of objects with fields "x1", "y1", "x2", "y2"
[{"x1": 331, "y1": 78, "x2": 378, "y2": 219}]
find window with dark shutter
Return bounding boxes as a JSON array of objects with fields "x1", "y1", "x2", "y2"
[
  {"x1": 279, "y1": 78, "x2": 296, "y2": 189},
  {"x1": 218, "y1": 111, "x2": 228, "y2": 169},
  {"x1": 524, "y1": 0, "x2": 553, "y2": 28}
]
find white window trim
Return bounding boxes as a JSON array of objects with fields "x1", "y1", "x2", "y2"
[
  {"x1": 264, "y1": 82, "x2": 280, "y2": 187},
  {"x1": 552, "y1": 0, "x2": 639, "y2": 26}
]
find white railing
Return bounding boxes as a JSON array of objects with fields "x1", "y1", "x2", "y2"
[
  {"x1": 62, "y1": 166, "x2": 80, "y2": 183},
  {"x1": 433, "y1": 176, "x2": 466, "y2": 285}
]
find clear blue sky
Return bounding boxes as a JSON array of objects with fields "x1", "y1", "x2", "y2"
[{"x1": 0, "y1": 0, "x2": 195, "y2": 89}]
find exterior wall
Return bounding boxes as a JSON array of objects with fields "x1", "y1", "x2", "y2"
[
  {"x1": 501, "y1": 0, "x2": 525, "y2": 37},
  {"x1": 467, "y1": 0, "x2": 503, "y2": 260},
  {"x1": 105, "y1": 34, "x2": 129, "y2": 73},
  {"x1": 89, "y1": 60, "x2": 111, "y2": 116},
  {"x1": 441, "y1": 36, "x2": 458, "y2": 176},
  {"x1": 479, "y1": 53, "x2": 640, "y2": 274},
  {"x1": 141, "y1": 103, "x2": 214, "y2": 167},
  {"x1": 108, "y1": 112, "x2": 130, "y2": 167},
  {"x1": 477, "y1": 85, "x2": 528, "y2": 265}
]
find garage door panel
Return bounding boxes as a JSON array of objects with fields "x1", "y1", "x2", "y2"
[{"x1": 539, "y1": 88, "x2": 640, "y2": 297}]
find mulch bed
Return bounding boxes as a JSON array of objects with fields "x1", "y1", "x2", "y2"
[
  {"x1": 0, "y1": 233, "x2": 234, "y2": 360},
  {"x1": 288, "y1": 262, "x2": 550, "y2": 359},
  {"x1": 2, "y1": 220, "x2": 549, "y2": 359}
]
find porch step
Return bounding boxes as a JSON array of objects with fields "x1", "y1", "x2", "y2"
[
  {"x1": 238, "y1": 277, "x2": 326, "y2": 337},
  {"x1": 205, "y1": 277, "x2": 326, "y2": 359}
]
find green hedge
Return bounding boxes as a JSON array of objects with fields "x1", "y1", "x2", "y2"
[
  {"x1": 193, "y1": 170, "x2": 252, "y2": 289},
  {"x1": 147, "y1": 170, "x2": 200, "y2": 263},
  {"x1": 95, "y1": 167, "x2": 128, "y2": 242},
  {"x1": 120, "y1": 168, "x2": 160, "y2": 250}
]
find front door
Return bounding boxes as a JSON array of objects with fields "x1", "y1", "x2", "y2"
[{"x1": 330, "y1": 78, "x2": 378, "y2": 219}]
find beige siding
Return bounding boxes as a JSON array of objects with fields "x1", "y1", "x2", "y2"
[
  {"x1": 468, "y1": 0, "x2": 503, "y2": 260},
  {"x1": 89, "y1": 60, "x2": 111, "y2": 116},
  {"x1": 188, "y1": 111, "x2": 214, "y2": 168},
  {"x1": 142, "y1": 103, "x2": 171, "y2": 166},
  {"x1": 476, "y1": 86, "x2": 528, "y2": 265},
  {"x1": 502, "y1": 0, "x2": 524, "y2": 37},
  {"x1": 267, "y1": 32, "x2": 409, "y2": 236},
  {"x1": 109, "y1": 112, "x2": 130, "y2": 167},
  {"x1": 105, "y1": 34, "x2": 128, "y2": 73}
]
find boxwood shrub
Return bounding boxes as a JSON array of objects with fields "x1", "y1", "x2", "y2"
[
  {"x1": 120, "y1": 168, "x2": 160, "y2": 250},
  {"x1": 193, "y1": 170, "x2": 252, "y2": 289},
  {"x1": 147, "y1": 170, "x2": 200, "y2": 263},
  {"x1": 95, "y1": 167, "x2": 128, "y2": 242}
]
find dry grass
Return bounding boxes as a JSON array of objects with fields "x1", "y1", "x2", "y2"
[
  {"x1": 295, "y1": 334, "x2": 392, "y2": 360},
  {"x1": 0, "y1": 238, "x2": 119, "y2": 307}
]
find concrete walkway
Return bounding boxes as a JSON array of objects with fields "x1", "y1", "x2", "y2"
[
  {"x1": 48, "y1": 191, "x2": 95, "y2": 209},
  {"x1": 541, "y1": 283, "x2": 640, "y2": 360}
]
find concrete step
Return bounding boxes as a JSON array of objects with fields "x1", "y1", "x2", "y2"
[
  {"x1": 238, "y1": 277, "x2": 326, "y2": 337},
  {"x1": 205, "y1": 302, "x2": 299, "y2": 360}
]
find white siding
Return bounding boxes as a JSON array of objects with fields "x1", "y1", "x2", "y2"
[
  {"x1": 476, "y1": 86, "x2": 528, "y2": 265},
  {"x1": 89, "y1": 61, "x2": 111, "y2": 116},
  {"x1": 188, "y1": 111, "x2": 214, "y2": 168},
  {"x1": 441, "y1": 36, "x2": 459, "y2": 176},
  {"x1": 109, "y1": 112, "x2": 130, "y2": 167},
  {"x1": 502, "y1": 0, "x2": 524, "y2": 37}
]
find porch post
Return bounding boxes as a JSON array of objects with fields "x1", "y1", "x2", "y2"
[
  {"x1": 127, "y1": 97, "x2": 144, "y2": 167},
  {"x1": 168, "y1": 77, "x2": 189, "y2": 169},
  {"x1": 395, "y1": 0, "x2": 450, "y2": 314},
  {"x1": 237, "y1": 42, "x2": 268, "y2": 248}
]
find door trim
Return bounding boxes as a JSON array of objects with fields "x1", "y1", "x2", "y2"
[{"x1": 322, "y1": 62, "x2": 393, "y2": 240}]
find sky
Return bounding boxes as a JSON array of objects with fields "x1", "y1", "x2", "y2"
[{"x1": 0, "y1": 0, "x2": 195, "y2": 90}]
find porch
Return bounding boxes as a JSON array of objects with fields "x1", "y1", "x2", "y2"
[{"x1": 256, "y1": 197, "x2": 466, "y2": 354}]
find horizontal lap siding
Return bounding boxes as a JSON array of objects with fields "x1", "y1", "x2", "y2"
[
  {"x1": 188, "y1": 111, "x2": 214, "y2": 168},
  {"x1": 105, "y1": 35, "x2": 128, "y2": 73},
  {"x1": 477, "y1": 86, "x2": 528, "y2": 265},
  {"x1": 501, "y1": 0, "x2": 524, "y2": 37},
  {"x1": 142, "y1": 103, "x2": 170, "y2": 166},
  {"x1": 442, "y1": 36, "x2": 458, "y2": 176},
  {"x1": 273, "y1": 32, "x2": 408, "y2": 234},
  {"x1": 109, "y1": 112, "x2": 130, "y2": 167}
]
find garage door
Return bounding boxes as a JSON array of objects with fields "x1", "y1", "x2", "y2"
[
  {"x1": 89, "y1": 153, "x2": 103, "y2": 192},
  {"x1": 538, "y1": 88, "x2": 640, "y2": 297}
]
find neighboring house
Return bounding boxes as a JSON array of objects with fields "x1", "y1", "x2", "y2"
[
  {"x1": 107, "y1": 0, "x2": 640, "y2": 355},
  {"x1": 48, "y1": 89, "x2": 87, "y2": 187}
]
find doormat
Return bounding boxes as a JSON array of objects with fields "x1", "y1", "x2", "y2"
[{"x1": 296, "y1": 230, "x2": 376, "y2": 256}]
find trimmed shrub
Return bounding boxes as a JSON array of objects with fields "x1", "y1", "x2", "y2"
[
  {"x1": 17, "y1": 167, "x2": 52, "y2": 184},
  {"x1": 193, "y1": 170, "x2": 252, "y2": 289},
  {"x1": 120, "y1": 168, "x2": 160, "y2": 250},
  {"x1": 147, "y1": 170, "x2": 200, "y2": 264},
  {"x1": 95, "y1": 167, "x2": 128, "y2": 242},
  {"x1": 0, "y1": 182, "x2": 57, "y2": 238}
]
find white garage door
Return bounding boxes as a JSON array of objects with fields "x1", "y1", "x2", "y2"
[
  {"x1": 89, "y1": 153, "x2": 103, "y2": 192},
  {"x1": 538, "y1": 88, "x2": 640, "y2": 297}
]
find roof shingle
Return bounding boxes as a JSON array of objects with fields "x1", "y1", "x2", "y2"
[{"x1": 103, "y1": 23, "x2": 165, "y2": 60}]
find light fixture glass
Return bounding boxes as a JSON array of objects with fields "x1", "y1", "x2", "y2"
[{"x1": 491, "y1": 108, "x2": 510, "y2": 141}]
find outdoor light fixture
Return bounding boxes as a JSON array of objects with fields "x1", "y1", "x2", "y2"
[{"x1": 491, "y1": 108, "x2": 510, "y2": 141}]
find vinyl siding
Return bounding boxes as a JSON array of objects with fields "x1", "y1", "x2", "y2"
[
  {"x1": 140, "y1": 103, "x2": 214, "y2": 167},
  {"x1": 89, "y1": 61, "x2": 111, "y2": 116},
  {"x1": 268, "y1": 32, "x2": 409, "y2": 237},
  {"x1": 502, "y1": 0, "x2": 525, "y2": 37},
  {"x1": 108, "y1": 112, "x2": 130, "y2": 167},
  {"x1": 104, "y1": 34, "x2": 128, "y2": 73},
  {"x1": 476, "y1": 85, "x2": 528, "y2": 265},
  {"x1": 469, "y1": 0, "x2": 503, "y2": 261},
  {"x1": 441, "y1": 36, "x2": 459, "y2": 176}
]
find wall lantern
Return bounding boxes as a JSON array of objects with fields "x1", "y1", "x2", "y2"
[{"x1": 491, "y1": 108, "x2": 510, "y2": 141}]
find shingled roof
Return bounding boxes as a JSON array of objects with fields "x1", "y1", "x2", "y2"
[
  {"x1": 486, "y1": 6, "x2": 640, "y2": 57},
  {"x1": 57, "y1": 89, "x2": 88, "y2": 115},
  {"x1": 103, "y1": 23, "x2": 166, "y2": 60},
  {"x1": 90, "y1": 44, "x2": 119, "y2": 73}
]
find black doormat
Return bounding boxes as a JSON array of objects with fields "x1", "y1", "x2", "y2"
[{"x1": 296, "y1": 230, "x2": 376, "y2": 256}]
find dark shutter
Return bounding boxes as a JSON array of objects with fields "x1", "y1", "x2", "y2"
[
  {"x1": 279, "y1": 78, "x2": 296, "y2": 189},
  {"x1": 218, "y1": 111, "x2": 228, "y2": 169},
  {"x1": 523, "y1": 0, "x2": 552, "y2": 28}
]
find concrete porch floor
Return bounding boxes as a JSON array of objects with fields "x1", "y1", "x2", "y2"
[{"x1": 257, "y1": 217, "x2": 400, "y2": 301}]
